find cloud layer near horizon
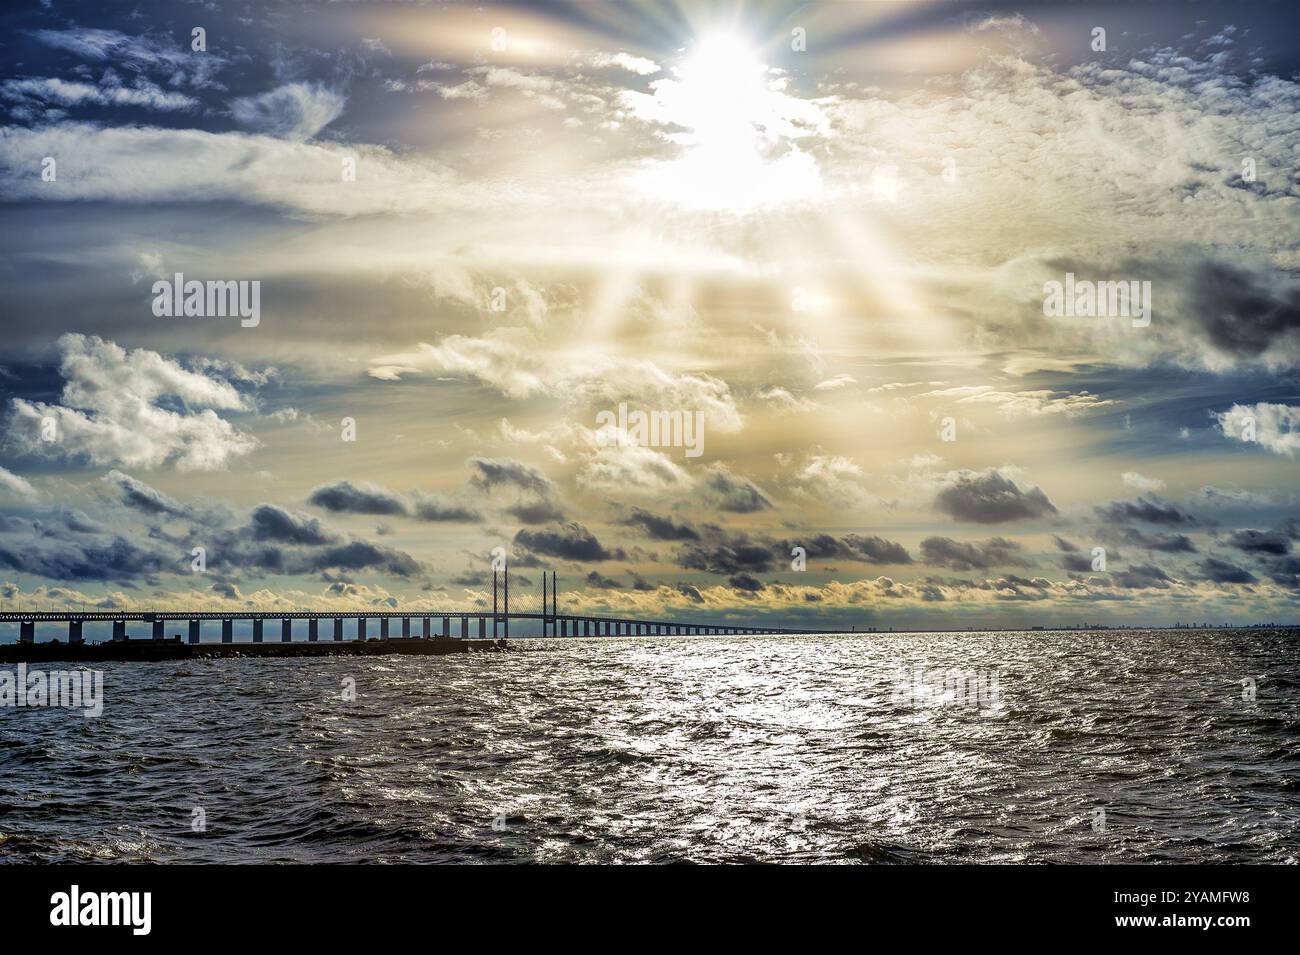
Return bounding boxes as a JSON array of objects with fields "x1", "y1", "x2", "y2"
[{"x1": 1, "y1": 1, "x2": 1297, "y2": 629}]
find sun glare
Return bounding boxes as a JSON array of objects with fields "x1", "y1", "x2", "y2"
[
  {"x1": 679, "y1": 33, "x2": 765, "y2": 152},
  {"x1": 631, "y1": 30, "x2": 822, "y2": 212}
]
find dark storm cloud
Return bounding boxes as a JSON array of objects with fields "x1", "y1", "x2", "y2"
[
  {"x1": 728, "y1": 573, "x2": 765, "y2": 592},
  {"x1": 467, "y1": 456, "x2": 564, "y2": 524},
  {"x1": 307, "y1": 481, "x2": 481, "y2": 523},
  {"x1": 957, "y1": 575, "x2": 1053, "y2": 601},
  {"x1": 1095, "y1": 495, "x2": 1197, "y2": 527},
  {"x1": 673, "y1": 527, "x2": 910, "y2": 576},
  {"x1": 585, "y1": 571, "x2": 622, "y2": 589},
  {"x1": 505, "y1": 497, "x2": 565, "y2": 524},
  {"x1": 467, "y1": 456, "x2": 558, "y2": 496},
  {"x1": 704, "y1": 466, "x2": 773, "y2": 513},
  {"x1": 186, "y1": 502, "x2": 425, "y2": 579},
  {"x1": 675, "y1": 582, "x2": 704, "y2": 603},
  {"x1": 1061, "y1": 553, "x2": 1095, "y2": 573},
  {"x1": 1112, "y1": 563, "x2": 1175, "y2": 589},
  {"x1": 308, "y1": 480, "x2": 407, "y2": 516},
  {"x1": 1189, "y1": 261, "x2": 1300, "y2": 360},
  {"x1": 920, "y1": 536, "x2": 1024, "y2": 571},
  {"x1": 1227, "y1": 528, "x2": 1291, "y2": 555},
  {"x1": 1109, "y1": 528, "x2": 1198, "y2": 553},
  {"x1": 411, "y1": 493, "x2": 482, "y2": 523},
  {"x1": 677, "y1": 527, "x2": 778, "y2": 576},
  {"x1": 104, "y1": 469, "x2": 185, "y2": 516},
  {"x1": 1053, "y1": 536, "x2": 1079, "y2": 552},
  {"x1": 620, "y1": 507, "x2": 700, "y2": 541},
  {"x1": 514, "y1": 522, "x2": 625, "y2": 561},
  {"x1": 934, "y1": 470, "x2": 1057, "y2": 523},
  {"x1": 0, "y1": 534, "x2": 174, "y2": 582},
  {"x1": 1197, "y1": 556, "x2": 1257, "y2": 584},
  {"x1": 449, "y1": 570, "x2": 488, "y2": 586},
  {"x1": 0, "y1": 478, "x2": 429, "y2": 584},
  {"x1": 248, "y1": 504, "x2": 337, "y2": 545},
  {"x1": 61, "y1": 509, "x2": 105, "y2": 534},
  {"x1": 785, "y1": 534, "x2": 913, "y2": 565},
  {"x1": 210, "y1": 581, "x2": 241, "y2": 600},
  {"x1": 304, "y1": 540, "x2": 421, "y2": 577},
  {"x1": 1261, "y1": 555, "x2": 1300, "y2": 588}
]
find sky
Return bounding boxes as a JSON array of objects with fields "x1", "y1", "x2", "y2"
[{"x1": 0, "y1": 0, "x2": 1298, "y2": 633}]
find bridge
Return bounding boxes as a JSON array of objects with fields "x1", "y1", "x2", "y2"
[
  {"x1": 0, "y1": 571, "x2": 829, "y2": 644},
  {"x1": 0, "y1": 611, "x2": 821, "y2": 644}
]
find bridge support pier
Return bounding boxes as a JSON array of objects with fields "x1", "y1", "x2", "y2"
[
  {"x1": 358, "y1": 618, "x2": 367, "y2": 641},
  {"x1": 189, "y1": 619, "x2": 200, "y2": 644},
  {"x1": 309, "y1": 619, "x2": 318, "y2": 642},
  {"x1": 422, "y1": 617, "x2": 430, "y2": 638},
  {"x1": 252, "y1": 618, "x2": 263, "y2": 643},
  {"x1": 152, "y1": 620, "x2": 165, "y2": 640},
  {"x1": 380, "y1": 618, "x2": 389, "y2": 640},
  {"x1": 112, "y1": 620, "x2": 126, "y2": 642},
  {"x1": 221, "y1": 619, "x2": 233, "y2": 643},
  {"x1": 69, "y1": 620, "x2": 83, "y2": 643},
  {"x1": 19, "y1": 621, "x2": 34, "y2": 643},
  {"x1": 479, "y1": 617, "x2": 486, "y2": 638},
  {"x1": 442, "y1": 617, "x2": 450, "y2": 638},
  {"x1": 561, "y1": 619, "x2": 567, "y2": 636},
  {"x1": 401, "y1": 618, "x2": 410, "y2": 638},
  {"x1": 460, "y1": 616, "x2": 468, "y2": 638},
  {"x1": 333, "y1": 618, "x2": 343, "y2": 641},
  {"x1": 282, "y1": 619, "x2": 292, "y2": 642}
]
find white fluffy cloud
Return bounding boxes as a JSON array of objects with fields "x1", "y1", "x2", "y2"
[
  {"x1": 577, "y1": 441, "x2": 694, "y2": 495},
  {"x1": 0, "y1": 76, "x2": 197, "y2": 112},
  {"x1": 586, "y1": 52, "x2": 660, "y2": 76},
  {"x1": 1216, "y1": 402, "x2": 1300, "y2": 457},
  {"x1": 916, "y1": 386, "x2": 1116, "y2": 417},
  {"x1": 229, "y1": 82, "x2": 345, "y2": 140},
  {"x1": 368, "y1": 331, "x2": 743, "y2": 431},
  {"x1": 7, "y1": 334, "x2": 258, "y2": 471},
  {"x1": 1122, "y1": 471, "x2": 1166, "y2": 492},
  {"x1": 0, "y1": 466, "x2": 39, "y2": 501}
]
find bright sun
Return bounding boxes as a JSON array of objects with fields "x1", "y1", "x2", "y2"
[
  {"x1": 631, "y1": 31, "x2": 822, "y2": 212},
  {"x1": 679, "y1": 33, "x2": 765, "y2": 154}
]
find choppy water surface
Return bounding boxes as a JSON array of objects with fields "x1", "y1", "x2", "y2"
[{"x1": 1, "y1": 629, "x2": 1297, "y2": 863}]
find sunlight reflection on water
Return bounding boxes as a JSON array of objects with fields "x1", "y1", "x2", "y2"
[{"x1": 1, "y1": 629, "x2": 1296, "y2": 863}]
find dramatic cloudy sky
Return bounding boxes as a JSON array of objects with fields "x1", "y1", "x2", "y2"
[{"x1": 1, "y1": 0, "x2": 1298, "y2": 632}]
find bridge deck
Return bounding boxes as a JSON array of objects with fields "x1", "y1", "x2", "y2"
[{"x1": 0, "y1": 611, "x2": 826, "y2": 633}]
